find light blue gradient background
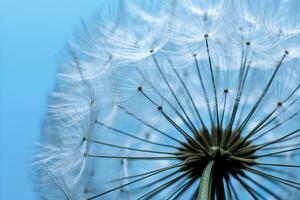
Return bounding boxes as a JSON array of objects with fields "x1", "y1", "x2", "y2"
[{"x1": 0, "y1": 1, "x2": 103, "y2": 199}]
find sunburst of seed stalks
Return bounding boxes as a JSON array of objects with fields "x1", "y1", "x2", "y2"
[{"x1": 33, "y1": 0, "x2": 300, "y2": 199}]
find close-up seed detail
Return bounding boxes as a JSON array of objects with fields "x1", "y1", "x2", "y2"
[{"x1": 33, "y1": 0, "x2": 300, "y2": 199}]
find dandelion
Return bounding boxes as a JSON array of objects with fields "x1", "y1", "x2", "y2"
[{"x1": 34, "y1": 0, "x2": 300, "y2": 199}]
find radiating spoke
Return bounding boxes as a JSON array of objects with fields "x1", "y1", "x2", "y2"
[
  {"x1": 167, "y1": 177, "x2": 196, "y2": 200},
  {"x1": 137, "y1": 171, "x2": 189, "y2": 200},
  {"x1": 194, "y1": 56, "x2": 214, "y2": 124},
  {"x1": 95, "y1": 120, "x2": 178, "y2": 149},
  {"x1": 204, "y1": 36, "x2": 220, "y2": 126},
  {"x1": 86, "y1": 163, "x2": 185, "y2": 200},
  {"x1": 87, "y1": 138, "x2": 176, "y2": 155},
  {"x1": 234, "y1": 175, "x2": 261, "y2": 200},
  {"x1": 243, "y1": 173, "x2": 281, "y2": 200},
  {"x1": 245, "y1": 167, "x2": 300, "y2": 189},
  {"x1": 108, "y1": 163, "x2": 184, "y2": 183},
  {"x1": 152, "y1": 55, "x2": 198, "y2": 133},
  {"x1": 87, "y1": 154, "x2": 179, "y2": 160},
  {"x1": 238, "y1": 52, "x2": 287, "y2": 133}
]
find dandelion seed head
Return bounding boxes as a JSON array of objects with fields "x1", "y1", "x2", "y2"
[{"x1": 34, "y1": 0, "x2": 300, "y2": 199}]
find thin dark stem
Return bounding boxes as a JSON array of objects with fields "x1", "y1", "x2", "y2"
[
  {"x1": 237, "y1": 128, "x2": 300, "y2": 156},
  {"x1": 221, "y1": 57, "x2": 251, "y2": 149},
  {"x1": 171, "y1": 62, "x2": 206, "y2": 129},
  {"x1": 283, "y1": 83, "x2": 300, "y2": 102},
  {"x1": 245, "y1": 167, "x2": 300, "y2": 189},
  {"x1": 167, "y1": 177, "x2": 196, "y2": 200},
  {"x1": 194, "y1": 56, "x2": 214, "y2": 124},
  {"x1": 159, "y1": 108, "x2": 210, "y2": 155},
  {"x1": 205, "y1": 37, "x2": 220, "y2": 127},
  {"x1": 136, "y1": 68, "x2": 198, "y2": 137},
  {"x1": 254, "y1": 166, "x2": 294, "y2": 190},
  {"x1": 259, "y1": 142, "x2": 300, "y2": 151},
  {"x1": 109, "y1": 163, "x2": 184, "y2": 183},
  {"x1": 244, "y1": 104, "x2": 279, "y2": 140},
  {"x1": 136, "y1": 89, "x2": 187, "y2": 144},
  {"x1": 225, "y1": 177, "x2": 233, "y2": 200},
  {"x1": 159, "y1": 108, "x2": 195, "y2": 142},
  {"x1": 228, "y1": 178, "x2": 239, "y2": 200},
  {"x1": 243, "y1": 173, "x2": 281, "y2": 200},
  {"x1": 253, "y1": 97, "x2": 300, "y2": 136},
  {"x1": 86, "y1": 138, "x2": 175, "y2": 155},
  {"x1": 86, "y1": 163, "x2": 185, "y2": 200},
  {"x1": 255, "y1": 162, "x2": 300, "y2": 168},
  {"x1": 137, "y1": 171, "x2": 189, "y2": 200},
  {"x1": 252, "y1": 110, "x2": 299, "y2": 142},
  {"x1": 191, "y1": 183, "x2": 199, "y2": 200},
  {"x1": 256, "y1": 128, "x2": 300, "y2": 150},
  {"x1": 221, "y1": 91, "x2": 228, "y2": 128},
  {"x1": 135, "y1": 169, "x2": 181, "y2": 191},
  {"x1": 227, "y1": 47, "x2": 250, "y2": 129},
  {"x1": 95, "y1": 120, "x2": 178, "y2": 149},
  {"x1": 238, "y1": 53, "x2": 287, "y2": 133},
  {"x1": 256, "y1": 146, "x2": 300, "y2": 158},
  {"x1": 235, "y1": 175, "x2": 260, "y2": 200},
  {"x1": 87, "y1": 154, "x2": 179, "y2": 160},
  {"x1": 152, "y1": 55, "x2": 198, "y2": 133}
]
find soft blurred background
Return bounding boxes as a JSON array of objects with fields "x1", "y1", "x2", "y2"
[{"x1": 0, "y1": 1, "x2": 103, "y2": 199}]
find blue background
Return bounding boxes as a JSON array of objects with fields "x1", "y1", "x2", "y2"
[{"x1": 0, "y1": 1, "x2": 104, "y2": 199}]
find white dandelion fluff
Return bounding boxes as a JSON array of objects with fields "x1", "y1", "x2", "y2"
[{"x1": 34, "y1": 0, "x2": 300, "y2": 199}]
